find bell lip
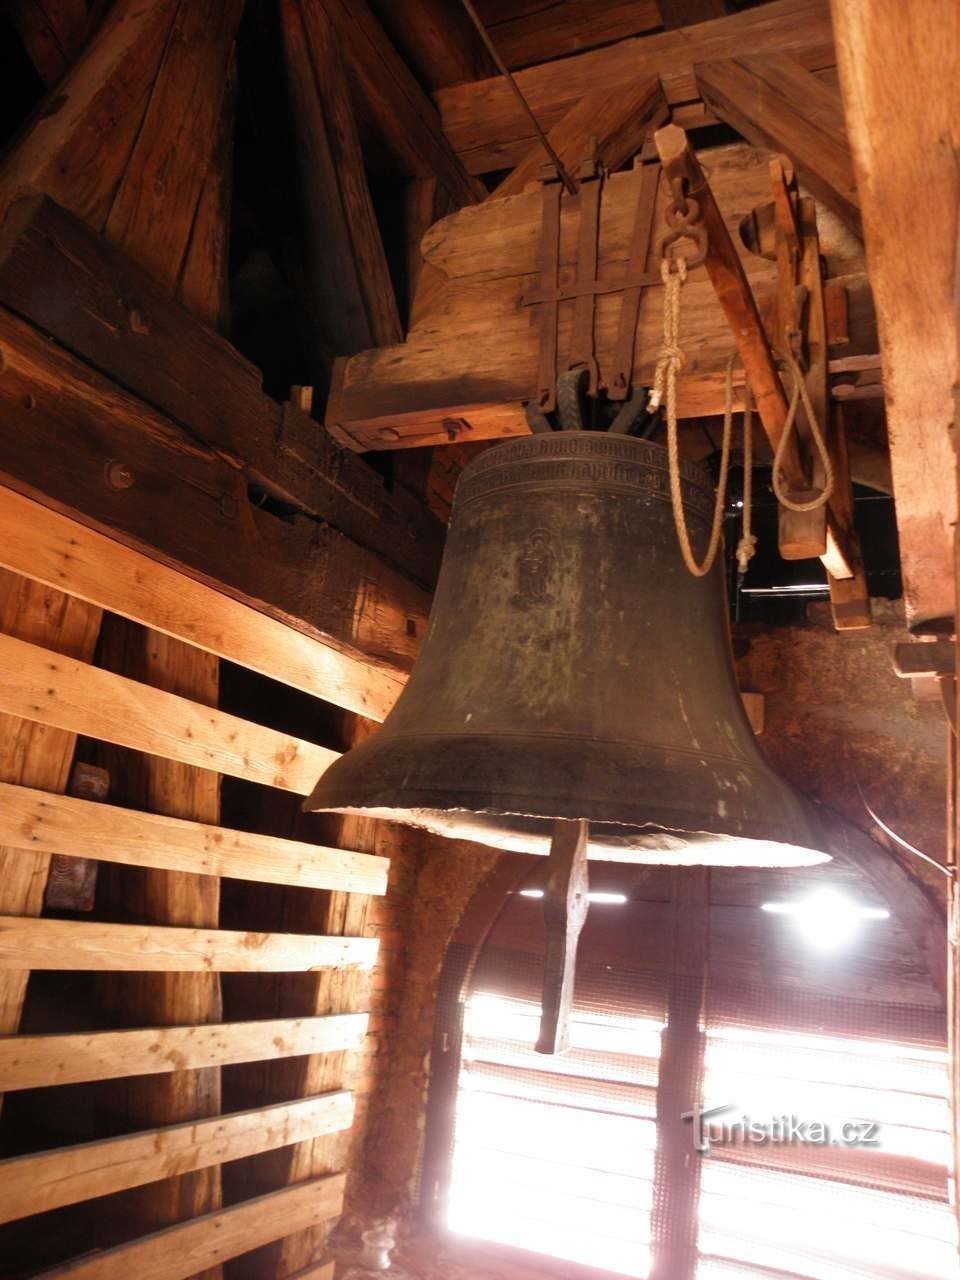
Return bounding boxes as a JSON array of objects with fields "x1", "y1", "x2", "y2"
[{"x1": 304, "y1": 732, "x2": 829, "y2": 868}]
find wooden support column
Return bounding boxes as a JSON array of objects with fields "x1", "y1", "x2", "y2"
[
  {"x1": 830, "y1": 0, "x2": 959, "y2": 630},
  {"x1": 649, "y1": 869, "x2": 710, "y2": 1280}
]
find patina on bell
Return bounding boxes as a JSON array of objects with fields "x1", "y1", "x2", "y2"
[{"x1": 305, "y1": 432, "x2": 828, "y2": 868}]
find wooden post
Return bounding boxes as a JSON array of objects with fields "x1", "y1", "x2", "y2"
[
  {"x1": 537, "y1": 819, "x2": 590, "y2": 1055},
  {"x1": 649, "y1": 868, "x2": 710, "y2": 1280}
]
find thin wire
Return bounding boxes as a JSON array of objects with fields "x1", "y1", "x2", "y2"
[
  {"x1": 458, "y1": 0, "x2": 579, "y2": 196},
  {"x1": 856, "y1": 780, "x2": 952, "y2": 878}
]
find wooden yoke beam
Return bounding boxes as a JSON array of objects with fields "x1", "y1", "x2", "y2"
[{"x1": 653, "y1": 124, "x2": 856, "y2": 583}]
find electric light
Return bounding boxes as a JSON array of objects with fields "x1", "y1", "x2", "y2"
[{"x1": 761, "y1": 887, "x2": 889, "y2": 950}]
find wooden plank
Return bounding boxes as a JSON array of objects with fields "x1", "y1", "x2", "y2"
[
  {"x1": 0, "y1": 781, "x2": 390, "y2": 895},
  {"x1": 281, "y1": 0, "x2": 402, "y2": 370},
  {"x1": 437, "y1": 0, "x2": 836, "y2": 175},
  {"x1": 696, "y1": 55, "x2": 861, "y2": 237},
  {"x1": 0, "y1": 486, "x2": 403, "y2": 721},
  {"x1": 0, "y1": 1092, "x2": 354, "y2": 1225},
  {"x1": 0, "y1": 0, "x2": 177, "y2": 229},
  {"x1": 318, "y1": 0, "x2": 483, "y2": 207},
  {"x1": 0, "y1": 631, "x2": 338, "y2": 793},
  {"x1": 32, "y1": 1175, "x2": 346, "y2": 1280},
  {"x1": 479, "y1": 0, "x2": 661, "y2": 70},
  {"x1": 0, "y1": 1014, "x2": 368, "y2": 1093},
  {"x1": 0, "y1": 196, "x2": 443, "y2": 592},
  {"x1": 831, "y1": 0, "x2": 959, "y2": 628},
  {"x1": 493, "y1": 76, "x2": 667, "y2": 200},
  {"x1": 0, "y1": 917, "x2": 378, "y2": 973},
  {"x1": 0, "y1": 573, "x2": 102, "y2": 1045},
  {"x1": 103, "y1": 0, "x2": 243, "y2": 294}
]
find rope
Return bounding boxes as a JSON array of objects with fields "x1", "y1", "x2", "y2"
[
  {"x1": 772, "y1": 343, "x2": 835, "y2": 512},
  {"x1": 651, "y1": 257, "x2": 733, "y2": 578},
  {"x1": 736, "y1": 379, "x2": 757, "y2": 577}
]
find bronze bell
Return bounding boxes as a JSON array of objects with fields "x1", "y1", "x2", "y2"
[{"x1": 306, "y1": 432, "x2": 828, "y2": 868}]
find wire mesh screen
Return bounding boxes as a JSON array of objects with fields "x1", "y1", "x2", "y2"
[{"x1": 435, "y1": 870, "x2": 954, "y2": 1280}]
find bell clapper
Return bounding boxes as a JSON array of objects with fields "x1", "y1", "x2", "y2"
[{"x1": 537, "y1": 818, "x2": 590, "y2": 1055}]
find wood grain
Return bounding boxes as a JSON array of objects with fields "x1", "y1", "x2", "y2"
[
  {"x1": 0, "y1": 1014, "x2": 368, "y2": 1092},
  {"x1": 0, "y1": 916, "x2": 379, "y2": 973},
  {"x1": 0, "y1": 1093, "x2": 354, "y2": 1224}
]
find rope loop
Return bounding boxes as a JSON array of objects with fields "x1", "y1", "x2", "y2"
[{"x1": 772, "y1": 344, "x2": 835, "y2": 512}]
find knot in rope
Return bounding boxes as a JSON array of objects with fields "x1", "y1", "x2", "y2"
[{"x1": 647, "y1": 256, "x2": 687, "y2": 413}]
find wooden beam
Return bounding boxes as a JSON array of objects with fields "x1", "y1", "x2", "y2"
[
  {"x1": 281, "y1": 0, "x2": 402, "y2": 371},
  {"x1": 32, "y1": 1175, "x2": 346, "y2": 1280},
  {"x1": 0, "y1": 305, "x2": 431, "y2": 675},
  {"x1": 317, "y1": 0, "x2": 483, "y2": 207},
  {"x1": 830, "y1": 0, "x2": 959, "y2": 628},
  {"x1": 696, "y1": 55, "x2": 861, "y2": 237},
  {"x1": 0, "y1": 196, "x2": 442, "y2": 591},
  {"x1": 367, "y1": 0, "x2": 495, "y2": 90},
  {"x1": 0, "y1": 486, "x2": 403, "y2": 721},
  {"x1": 493, "y1": 75, "x2": 667, "y2": 200},
  {"x1": 0, "y1": 0, "x2": 177, "y2": 227},
  {"x1": 0, "y1": 917, "x2": 378, "y2": 973},
  {"x1": 478, "y1": 0, "x2": 661, "y2": 71},
  {"x1": 0, "y1": 1093, "x2": 354, "y2": 1225},
  {"x1": 0, "y1": 632, "x2": 338, "y2": 793},
  {"x1": 6, "y1": 0, "x2": 95, "y2": 87},
  {"x1": 0, "y1": 782, "x2": 389, "y2": 895},
  {"x1": 656, "y1": 0, "x2": 726, "y2": 29},
  {"x1": 0, "y1": 1014, "x2": 368, "y2": 1092},
  {"x1": 436, "y1": 0, "x2": 836, "y2": 175},
  {"x1": 102, "y1": 0, "x2": 243, "y2": 293}
]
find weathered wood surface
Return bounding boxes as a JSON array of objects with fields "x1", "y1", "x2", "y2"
[
  {"x1": 0, "y1": 1014, "x2": 368, "y2": 1092},
  {"x1": 0, "y1": 1092, "x2": 354, "y2": 1225},
  {"x1": 476, "y1": 0, "x2": 661, "y2": 72},
  {"x1": 0, "y1": 782, "x2": 390, "y2": 895},
  {"x1": 369, "y1": 0, "x2": 495, "y2": 90},
  {"x1": 328, "y1": 143, "x2": 874, "y2": 451},
  {"x1": 6, "y1": 0, "x2": 99, "y2": 87},
  {"x1": 0, "y1": 196, "x2": 442, "y2": 591},
  {"x1": 281, "y1": 0, "x2": 402, "y2": 369},
  {"x1": 0, "y1": 305, "x2": 431, "y2": 675},
  {"x1": 0, "y1": 486, "x2": 404, "y2": 720},
  {"x1": 492, "y1": 76, "x2": 667, "y2": 201},
  {"x1": 32, "y1": 1175, "x2": 346, "y2": 1280},
  {"x1": 436, "y1": 0, "x2": 836, "y2": 175},
  {"x1": 0, "y1": 631, "x2": 339, "y2": 793},
  {"x1": 318, "y1": 0, "x2": 483, "y2": 207},
  {"x1": 831, "y1": 0, "x2": 959, "y2": 628},
  {"x1": 0, "y1": 917, "x2": 378, "y2": 972},
  {"x1": 696, "y1": 55, "x2": 861, "y2": 238},
  {"x1": 656, "y1": 0, "x2": 726, "y2": 29}
]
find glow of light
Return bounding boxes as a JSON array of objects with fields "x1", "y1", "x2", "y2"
[
  {"x1": 761, "y1": 888, "x2": 889, "y2": 951},
  {"x1": 518, "y1": 889, "x2": 627, "y2": 904}
]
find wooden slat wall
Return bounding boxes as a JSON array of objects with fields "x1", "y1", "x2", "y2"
[{"x1": 0, "y1": 490, "x2": 395, "y2": 1276}]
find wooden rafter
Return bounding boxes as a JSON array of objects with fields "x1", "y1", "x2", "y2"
[
  {"x1": 436, "y1": 0, "x2": 837, "y2": 176},
  {"x1": 368, "y1": 0, "x2": 495, "y2": 90},
  {"x1": 475, "y1": 0, "x2": 662, "y2": 71},
  {"x1": 696, "y1": 55, "x2": 861, "y2": 238}
]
